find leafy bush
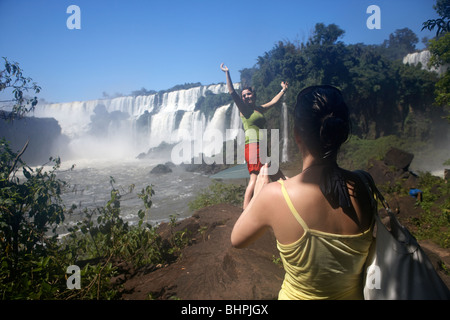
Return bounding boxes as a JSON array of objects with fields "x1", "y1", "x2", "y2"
[
  {"x1": 338, "y1": 135, "x2": 406, "y2": 170},
  {"x1": 188, "y1": 181, "x2": 245, "y2": 210},
  {"x1": 412, "y1": 172, "x2": 450, "y2": 248},
  {"x1": 0, "y1": 139, "x2": 193, "y2": 299},
  {"x1": 0, "y1": 139, "x2": 70, "y2": 299}
]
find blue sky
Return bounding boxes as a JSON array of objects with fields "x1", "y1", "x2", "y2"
[{"x1": 0, "y1": 0, "x2": 440, "y2": 103}]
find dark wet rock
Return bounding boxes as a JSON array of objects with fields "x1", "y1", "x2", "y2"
[{"x1": 150, "y1": 164, "x2": 173, "y2": 174}]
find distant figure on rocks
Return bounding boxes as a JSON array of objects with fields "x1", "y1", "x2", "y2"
[
  {"x1": 409, "y1": 188, "x2": 423, "y2": 202},
  {"x1": 220, "y1": 63, "x2": 286, "y2": 209},
  {"x1": 231, "y1": 85, "x2": 375, "y2": 299}
]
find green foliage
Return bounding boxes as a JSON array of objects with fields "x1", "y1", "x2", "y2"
[
  {"x1": 307, "y1": 23, "x2": 345, "y2": 46},
  {"x1": 379, "y1": 28, "x2": 419, "y2": 61},
  {"x1": 161, "y1": 82, "x2": 202, "y2": 94},
  {"x1": 428, "y1": 32, "x2": 450, "y2": 111},
  {"x1": 422, "y1": 0, "x2": 450, "y2": 36},
  {"x1": 0, "y1": 138, "x2": 194, "y2": 299},
  {"x1": 0, "y1": 57, "x2": 41, "y2": 120},
  {"x1": 0, "y1": 59, "x2": 196, "y2": 299},
  {"x1": 165, "y1": 214, "x2": 191, "y2": 257},
  {"x1": 412, "y1": 172, "x2": 450, "y2": 248},
  {"x1": 195, "y1": 90, "x2": 233, "y2": 119},
  {"x1": 130, "y1": 87, "x2": 157, "y2": 97},
  {"x1": 423, "y1": 0, "x2": 450, "y2": 123},
  {"x1": 188, "y1": 181, "x2": 246, "y2": 210},
  {"x1": 63, "y1": 180, "x2": 176, "y2": 270},
  {"x1": 338, "y1": 135, "x2": 411, "y2": 170},
  {"x1": 129, "y1": 82, "x2": 203, "y2": 97},
  {"x1": 245, "y1": 23, "x2": 439, "y2": 146},
  {"x1": 0, "y1": 139, "x2": 69, "y2": 299}
]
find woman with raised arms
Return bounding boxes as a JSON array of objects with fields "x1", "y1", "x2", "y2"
[{"x1": 221, "y1": 63, "x2": 287, "y2": 209}]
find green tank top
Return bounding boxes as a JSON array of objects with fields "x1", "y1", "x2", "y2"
[{"x1": 240, "y1": 110, "x2": 266, "y2": 144}]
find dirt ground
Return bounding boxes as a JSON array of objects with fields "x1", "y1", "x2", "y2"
[{"x1": 118, "y1": 203, "x2": 285, "y2": 300}]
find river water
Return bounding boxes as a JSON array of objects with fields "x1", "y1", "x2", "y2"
[{"x1": 52, "y1": 155, "x2": 214, "y2": 235}]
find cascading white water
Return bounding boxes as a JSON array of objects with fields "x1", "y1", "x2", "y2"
[
  {"x1": 32, "y1": 82, "x2": 291, "y2": 166},
  {"x1": 402, "y1": 50, "x2": 448, "y2": 75},
  {"x1": 203, "y1": 104, "x2": 233, "y2": 157},
  {"x1": 32, "y1": 84, "x2": 242, "y2": 161},
  {"x1": 148, "y1": 111, "x2": 178, "y2": 148}
]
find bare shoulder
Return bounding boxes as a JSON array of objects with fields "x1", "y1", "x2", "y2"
[
  {"x1": 252, "y1": 180, "x2": 284, "y2": 212},
  {"x1": 261, "y1": 180, "x2": 284, "y2": 198}
]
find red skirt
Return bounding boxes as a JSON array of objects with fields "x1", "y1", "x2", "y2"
[{"x1": 245, "y1": 143, "x2": 263, "y2": 174}]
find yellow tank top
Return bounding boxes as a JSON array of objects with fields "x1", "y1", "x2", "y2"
[{"x1": 277, "y1": 180, "x2": 374, "y2": 300}]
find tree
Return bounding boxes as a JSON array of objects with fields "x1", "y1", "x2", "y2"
[
  {"x1": 380, "y1": 28, "x2": 419, "y2": 60},
  {"x1": 0, "y1": 58, "x2": 69, "y2": 298},
  {"x1": 424, "y1": 0, "x2": 450, "y2": 121},
  {"x1": 422, "y1": 0, "x2": 450, "y2": 36},
  {"x1": 245, "y1": 23, "x2": 438, "y2": 141},
  {"x1": 0, "y1": 57, "x2": 41, "y2": 120},
  {"x1": 307, "y1": 23, "x2": 345, "y2": 46},
  {"x1": 0, "y1": 138, "x2": 70, "y2": 298}
]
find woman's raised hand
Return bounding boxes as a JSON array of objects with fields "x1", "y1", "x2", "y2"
[
  {"x1": 281, "y1": 81, "x2": 289, "y2": 91},
  {"x1": 220, "y1": 63, "x2": 229, "y2": 72}
]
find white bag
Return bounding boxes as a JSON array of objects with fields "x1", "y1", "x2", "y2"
[{"x1": 355, "y1": 170, "x2": 450, "y2": 300}]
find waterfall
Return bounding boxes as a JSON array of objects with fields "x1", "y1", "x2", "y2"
[
  {"x1": 205, "y1": 104, "x2": 231, "y2": 134},
  {"x1": 281, "y1": 102, "x2": 289, "y2": 162},
  {"x1": 32, "y1": 84, "x2": 243, "y2": 161},
  {"x1": 403, "y1": 50, "x2": 448, "y2": 75},
  {"x1": 202, "y1": 104, "x2": 232, "y2": 157}
]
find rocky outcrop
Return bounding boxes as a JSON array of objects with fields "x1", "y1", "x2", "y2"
[
  {"x1": 0, "y1": 114, "x2": 67, "y2": 165},
  {"x1": 150, "y1": 164, "x2": 173, "y2": 174},
  {"x1": 367, "y1": 147, "x2": 419, "y2": 190}
]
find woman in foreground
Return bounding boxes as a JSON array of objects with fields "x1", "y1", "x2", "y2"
[{"x1": 231, "y1": 85, "x2": 375, "y2": 300}]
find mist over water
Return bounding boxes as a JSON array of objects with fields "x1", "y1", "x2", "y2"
[{"x1": 34, "y1": 84, "x2": 239, "y2": 161}]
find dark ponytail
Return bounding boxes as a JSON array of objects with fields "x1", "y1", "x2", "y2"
[
  {"x1": 294, "y1": 85, "x2": 352, "y2": 208},
  {"x1": 294, "y1": 85, "x2": 350, "y2": 160},
  {"x1": 320, "y1": 113, "x2": 350, "y2": 159}
]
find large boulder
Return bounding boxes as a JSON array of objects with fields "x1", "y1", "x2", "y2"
[
  {"x1": 383, "y1": 147, "x2": 414, "y2": 171},
  {"x1": 150, "y1": 164, "x2": 172, "y2": 174},
  {"x1": 367, "y1": 147, "x2": 418, "y2": 190}
]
